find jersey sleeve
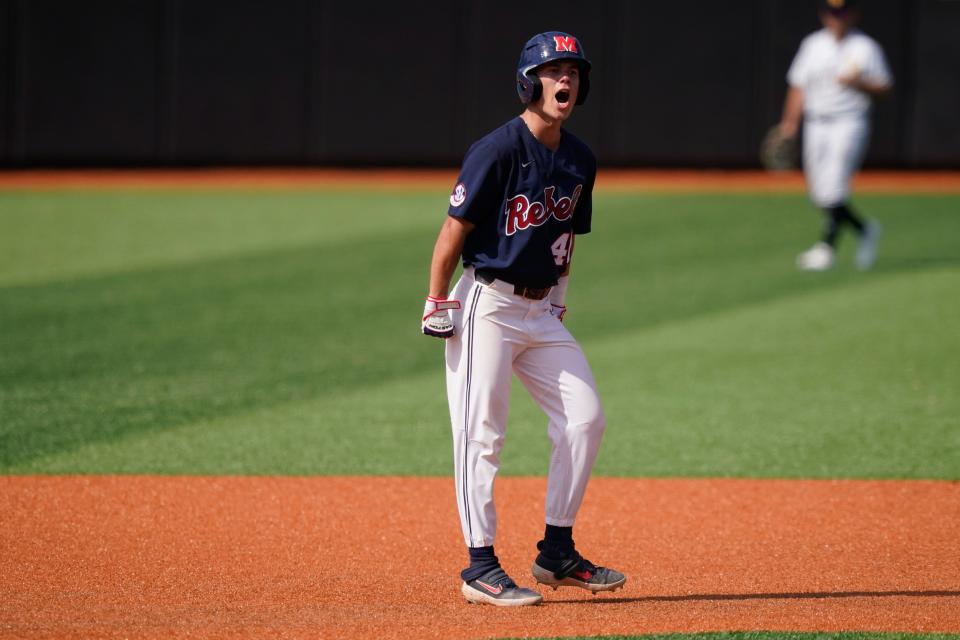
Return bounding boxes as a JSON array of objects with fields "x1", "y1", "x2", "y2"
[
  {"x1": 861, "y1": 39, "x2": 893, "y2": 88},
  {"x1": 447, "y1": 141, "x2": 502, "y2": 223},
  {"x1": 786, "y1": 38, "x2": 812, "y2": 88},
  {"x1": 572, "y1": 154, "x2": 596, "y2": 235}
]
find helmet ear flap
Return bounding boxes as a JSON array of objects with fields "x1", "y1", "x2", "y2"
[
  {"x1": 575, "y1": 70, "x2": 589, "y2": 105},
  {"x1": 516, "y1": 69, "x2": 542, "y2": 104},
  {"x1": 527, "y1": 71, "x2": 542, "y2": 104}
]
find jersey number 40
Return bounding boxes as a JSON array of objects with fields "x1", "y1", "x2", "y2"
[{"x1": 551, "y1": 232, "x2": 573, "y2": 266}]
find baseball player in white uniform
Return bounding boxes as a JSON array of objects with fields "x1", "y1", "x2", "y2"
[
  {"x1": 421, "y1": 31, "x2": 625, "y2": 606},
  {"x1": 779, "y1": 0, "x2": 892, "y2": 271}
]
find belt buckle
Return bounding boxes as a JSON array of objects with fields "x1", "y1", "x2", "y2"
[{"x1": 515, "y1": 285, "x2": 550, "y2": 300}]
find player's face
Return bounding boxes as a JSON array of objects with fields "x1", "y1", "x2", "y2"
[
  {"x1": 535, "y1": 61, "x2": 581, "y2": 121},
  {"x1": 820, "y1": 9, "x2": 859, "y2": 35}
]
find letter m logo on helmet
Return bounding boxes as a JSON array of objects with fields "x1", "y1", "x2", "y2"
[{"x1": 553, "y1": 35, "x2": 578, "y2": 53}]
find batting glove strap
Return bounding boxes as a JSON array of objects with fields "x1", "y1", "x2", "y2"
[
  {"x1": 422, "y1": 296, "x2": 461, "y2": 339},
  {"x1": 548, "y1": 276, "x2": 569, "y2": 322},
  {"x1": 548, "y1": 276, "x2": 569, "y2": 308}
]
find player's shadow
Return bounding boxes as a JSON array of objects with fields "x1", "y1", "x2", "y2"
[
  {"x1": 878, "y1": 255, "x2": 960, "y2": 270},
  {"x1": 548, "y1": 589, "x2": 960, "y2": 605}
]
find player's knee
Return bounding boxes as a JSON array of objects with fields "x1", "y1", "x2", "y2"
[
  {"x1": 565, "y1": 408, "x2": 606, "y2": 441},
  {"x1": 813, "y1": 186, "x2": 849, "y2": 209}
]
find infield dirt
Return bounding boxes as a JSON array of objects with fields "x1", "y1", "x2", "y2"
[
  {"x1": 2, "y1": 476, "x2": 958, "y2": 639},
  {"x1": 0, "y1": 168, "x2": 959, "y2": 193}
]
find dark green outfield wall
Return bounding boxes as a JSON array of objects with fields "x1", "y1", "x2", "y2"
[{"x1": 0, "y1": 0, "x2": 958, "y2": 168}]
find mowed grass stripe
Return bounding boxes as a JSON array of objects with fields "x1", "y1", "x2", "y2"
[
  {"x1": 1, "y1": 191, "x2": 958, "y2": 476},
  {"x1": 10, "y1": 264, "x2": 958, "y2": 479},
  {"x1": 0, "y1": 233, "x2": 437, "y2": 469},
  {"x1": 0, "y1": 190, "x2": 444, "y2": 286}
]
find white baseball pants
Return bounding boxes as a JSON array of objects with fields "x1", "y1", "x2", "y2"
[
  {"x1": 803, "y1": 115, "x2": 870, "y2": 208},
  {"x1": 444, "y1": 267, "x2": 606, "y2": 548}
]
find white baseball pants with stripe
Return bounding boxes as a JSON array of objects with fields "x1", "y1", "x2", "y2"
[
  {"x1": 445, "y1": 267, "x2": 606, "y2": 548},
  {"x1": 803, "y1": 114, "x2": 870, "y2": 208}
]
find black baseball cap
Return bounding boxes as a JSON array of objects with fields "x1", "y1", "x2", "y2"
[{"x1": 820, "y1": 0, "x2": 859, "y2": 13}]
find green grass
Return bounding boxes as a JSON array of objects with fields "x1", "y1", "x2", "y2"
[{"x1": 1, "y1": 189, "x2": 958, "y2": 477}]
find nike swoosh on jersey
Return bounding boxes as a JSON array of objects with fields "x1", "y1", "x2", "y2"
[{"x1": 521, "y1": 160, "x2": 535, "y2": 168}]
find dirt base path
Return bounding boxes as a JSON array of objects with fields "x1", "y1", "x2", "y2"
[
  {"x1": 0, "y1": 168, "x2": 959, "y2": 192},
  {"x1": 2, "y1": 476, "x2": 958, "y2": 639}
]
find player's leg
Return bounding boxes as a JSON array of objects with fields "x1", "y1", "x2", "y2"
[
  {"x1": 446, "y1": 278, "x2": 512, "y2": 549},
  {"x1": 513, "y1": 335, "x2": 604, "y2": 528},
  {"x1": 513, "y1": 311, "x2": 624, "y2": 592},
  {"x1": 826, "y1": 203, "x2": 865, "y2": 239},
  {"x1": 817, "y1": 117, "x2": 869, "y2": 217},
  {"x1": 445, "y1": 275, "x2": 543, "y2": 605},
  {"x1": 818, "y1": 117, "x2": 879, "y2": 269},
  {"x1": 797, "y1": 119, "x2": 837, "y2": 270},
  {"x1": 834, "y1": 118, "x2": 881, "y2": 269}
]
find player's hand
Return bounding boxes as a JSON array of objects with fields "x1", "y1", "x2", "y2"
[
  {"x1": 836, "y1": 74, "x2": 890, "y2": 98},
  {"x1": 549, "y1": 304, "x2": 567, "y2": 322},
  {"x1": 836, "y1": 73, "x2": 859, "y2": 88},
  {"x1": 836, "y1": 62, "x2": 861, "y2": 88},
  {"x1": 422, "y1": 296, "x2": 461, "y2": 339}
]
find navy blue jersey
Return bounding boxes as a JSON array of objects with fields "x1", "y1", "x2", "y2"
[{"x1": 447, "y1": 117, "x2": 596, "y2": 288}]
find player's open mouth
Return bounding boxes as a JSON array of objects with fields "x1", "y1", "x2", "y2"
[{"x1": 556, "y1": 89, "x2": 571, "y2": 107}]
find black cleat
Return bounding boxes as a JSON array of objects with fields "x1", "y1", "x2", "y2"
[{"x1": 531, "y1": 544, "x2": 626, "y2": 593}]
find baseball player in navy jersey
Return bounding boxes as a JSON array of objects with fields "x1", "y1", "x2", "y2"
[
  {"x1": 779, "y1": 0, "x2": 892, "y2": 271},
  {"x1": 421, "y1": 31, "x2": 625, "y2": 606}
]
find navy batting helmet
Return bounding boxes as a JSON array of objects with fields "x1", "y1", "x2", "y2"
[{"x1": 516, "y1": 31, "x2": 592, "y2": 106}]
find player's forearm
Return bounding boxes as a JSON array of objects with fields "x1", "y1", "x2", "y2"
[
  {"x1": 779, "y1": 87, "x2": 805, "y2": 138},
  {"x1": 428, "y1": 253, "x2": 460, "y2": 299},
  {"x1": 850, "y1": 78, "x2": 891, "y2": 98},
  {"x1": 428, "y1": 217, "x2": 471, "y2": 298}
]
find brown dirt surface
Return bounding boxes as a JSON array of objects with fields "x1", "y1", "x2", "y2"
[
  {"x1": 1, "y1": 476, "x2": 958, "y2": 640},
  {"x1": 0, "y1": 168, "x2": 958, "y2": 193}
]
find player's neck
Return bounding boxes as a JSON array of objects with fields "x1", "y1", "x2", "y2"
[
  {"x1": 521, "y1": 110, "x2": 563, "y2": 151},
  {"x1": 825, "y1": 23, "x2": 853, "y2": 40}
]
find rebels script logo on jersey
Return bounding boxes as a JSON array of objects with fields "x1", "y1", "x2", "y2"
[{"x1": 504, "y1": 184, "x2": 582, "y2": 236}]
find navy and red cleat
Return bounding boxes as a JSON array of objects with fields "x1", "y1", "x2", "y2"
[
  {"x1": 531, "y1": 543, "x2": 626, "y2": 593},
  {"x1": 461, "y1": 566, "x2": 543, "y2": 606}
]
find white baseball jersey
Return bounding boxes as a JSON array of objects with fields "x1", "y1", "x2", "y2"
[
  {"x1": 787, "y1": 28, "x2": 892, "y2": 207},
  {"x1": 787, "y1": 28, "x2": 892, "y2": 119}
]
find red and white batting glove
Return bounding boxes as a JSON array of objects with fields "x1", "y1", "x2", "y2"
[
  {"x1": 548, "y1": 276, "x2": 569, "y2": 322},
  {"x1": 422, "y1": 296, "x2": 461, "y2": 339}
]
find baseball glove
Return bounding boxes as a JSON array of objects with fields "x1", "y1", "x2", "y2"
[{"x1": 759, "y1": 125, "x2": 798, "y2": 172}]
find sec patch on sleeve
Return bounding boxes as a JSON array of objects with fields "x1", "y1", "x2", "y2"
[{"x1": 450, "y1": 183, "x2": 467, "y2": 207}]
